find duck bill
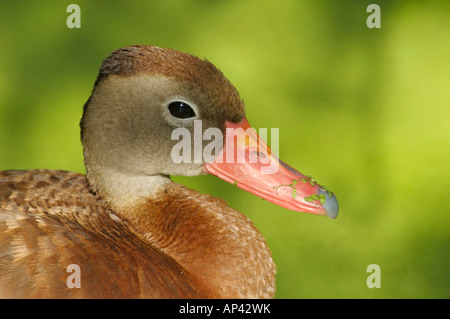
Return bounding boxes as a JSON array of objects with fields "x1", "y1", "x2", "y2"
[{"x1": 203, "y1": 117, "x2": 339, "y2": 219}]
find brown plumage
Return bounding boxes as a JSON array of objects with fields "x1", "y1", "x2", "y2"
[{"x1": 0, "y1": 170, "x2": 274, "y2": 298}]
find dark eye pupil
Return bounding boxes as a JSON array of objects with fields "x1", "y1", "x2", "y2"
[{"x1": 168, "y1": 101, "x2": 196, "y2": 119}]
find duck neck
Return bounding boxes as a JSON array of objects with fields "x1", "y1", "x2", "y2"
[
  {"x1": 108, "y1": 182, "x2": 276, "y2": 298},
  {"x1": 85, "y1": 163, "x2": 276, "y2": 298},
  {"x1": 85, "y1": 162, "x2": 172, "y2": 211}
]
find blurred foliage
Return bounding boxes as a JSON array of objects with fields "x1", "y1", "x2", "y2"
[{"x1": 1, "y1": 0, "x2": 449, "y2": 298}]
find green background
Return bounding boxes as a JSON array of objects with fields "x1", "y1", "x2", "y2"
[{"x1": 1, "y1": 1, "x2": 449, "y2": 298}]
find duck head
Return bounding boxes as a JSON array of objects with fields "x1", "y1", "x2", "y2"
[{"x1": 80, "y1": 45, "x2": 338, "y2": 218}]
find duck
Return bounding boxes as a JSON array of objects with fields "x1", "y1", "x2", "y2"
[{"x1": 0, "y1": 45, "x2": 338, "y2": 299}]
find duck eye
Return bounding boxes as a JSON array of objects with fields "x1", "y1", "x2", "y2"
[{"x1": 168, "y1": 101, "x2": 196, "y2": 119}]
